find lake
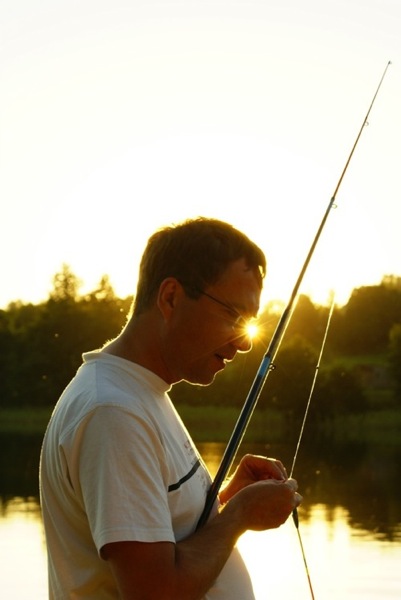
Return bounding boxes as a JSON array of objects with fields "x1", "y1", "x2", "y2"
[{"x1": 1, "y1": 435, "x2": 401, "y2": 598}]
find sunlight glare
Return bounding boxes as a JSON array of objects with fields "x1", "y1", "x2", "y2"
[{"x1": 246, "y1": 322, "x2": 259, "y2": 340}]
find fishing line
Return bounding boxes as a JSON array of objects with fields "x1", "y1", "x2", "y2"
[
  {"x1": 293, "y1": 520, "x2": 316, "y2": 600},
  {"x1": 197, "y1": 60, "x2": 391, "y2": 531},
  {"x1": 289, "y1": 292, "x2": 336, "y2": 600},
  {"x1": 290, "y1": 292, "x2": 336, "y2": 479}
]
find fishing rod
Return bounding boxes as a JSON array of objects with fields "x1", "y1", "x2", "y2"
[{"x1": 197, "y1": 60, "x2": 391, "y2": 530}]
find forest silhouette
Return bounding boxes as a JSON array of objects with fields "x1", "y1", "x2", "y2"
[{"x1": 1, "y1": 265, "x2": 401, "y2": 419}]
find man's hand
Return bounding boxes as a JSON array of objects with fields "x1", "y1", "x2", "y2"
[
  {"x1": 218, "y1": 454, "x2": 302, "y2": 532},
  {"x1": 219, "y1": 454, "x2": 288, "y2": 503},
  {"x1": 104, "y1": 454, "x2": 302, "y2": 599}
]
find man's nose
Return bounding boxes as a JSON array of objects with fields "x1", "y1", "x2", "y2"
[{"x1": 233, "y1": 331, "x2": 253, "y2": 353}]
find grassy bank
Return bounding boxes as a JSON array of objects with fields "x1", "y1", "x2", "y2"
[
  {"x1": 0, "y1": 407, "x2": 53, "y2": 435},
  {"x1": 176, "y1": 405, "x2": 285, "y2": 443},
  {"x1": 2, "y1": 405, "x2": 401, "y2": 445},
  {"x1": 0, "y1": 405, "x2": 283, "y2": 441},
  {"x1": 315, "y1": 409, "x2": 401, "y2": 444}
]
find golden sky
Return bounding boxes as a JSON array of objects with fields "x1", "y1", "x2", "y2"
[{"x1": 1, "y1": 0, "x2": 400, "y2": 309}]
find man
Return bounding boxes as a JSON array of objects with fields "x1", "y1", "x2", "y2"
[{"x1": 40, "y1": 217, "x2": 301, "y2": 599}]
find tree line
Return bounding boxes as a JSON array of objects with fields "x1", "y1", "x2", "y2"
[{"x1": 1, "y1": 265, "x2": 401, "y2": 418}]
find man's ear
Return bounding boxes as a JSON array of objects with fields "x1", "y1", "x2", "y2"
[{"x1": 157, "y1": 278, "x2": 183, "y2": 320}]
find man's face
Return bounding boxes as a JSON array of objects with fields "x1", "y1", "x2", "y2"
[{"x1": 163, "y1": 258, "x2": 261, "y2": 385}]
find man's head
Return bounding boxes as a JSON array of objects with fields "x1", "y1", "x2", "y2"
[{"x1": 132, "y1": 217, "x2": 266, "y2": 317}]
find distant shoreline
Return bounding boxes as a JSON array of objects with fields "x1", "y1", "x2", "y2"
[{"x1": 1, "y1": 405, "x2": 401, "y2": 445}]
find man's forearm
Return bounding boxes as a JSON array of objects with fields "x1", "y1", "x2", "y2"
[{"x1": 173, "y1": 500, "x2": 244, "y2": 599}]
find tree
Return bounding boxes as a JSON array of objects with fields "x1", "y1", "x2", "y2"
[
  {"x1": 0, "y1": 311, "x2": 16, "y2": 407},
  {"x1": 388, "y1": 323, "x2": 401, "y2": 398},
  {"x1": 0, "y1": 302, "x2": 46, "y2": 407},
  {"x1": 50, "y1": 264, "x2": 82, "y2": 302},
  {"x1": 286, "y1": 295, "x2": 322, "y2": 347},
  {"x1": 85, "y1": 274, "x2": 116, "y2": 302},
  {"x1": 264, "y1": 335, "x2": 318, "y2": 419},
  {"x1": 337, "y1": 284, "x2": 401, "y2": 354},
  {"x1": 313, "y1": 365, "x2": 367, "y2": 418},
  {"x1": 0, "y1": 269, "x2": 131, "y2": 408},
  {"x1": 382, "y1": 275, "x2": 401, "y2": 291}
]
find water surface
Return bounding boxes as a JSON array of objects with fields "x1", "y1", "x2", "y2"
[{"x1": 1, "y1": 436, "x2": 400, "y2": 598}]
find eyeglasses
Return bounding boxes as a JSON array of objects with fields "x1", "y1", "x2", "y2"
[
  {"x1": 197, "y1": 289, "x2": 254, "y2": 332},
  {"x1": 178, "y1": 280, "x2": 257, "y2": 333}
]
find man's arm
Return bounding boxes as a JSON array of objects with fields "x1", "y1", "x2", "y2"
[{"x1": 103, "y1": 475, "x2": 299, "y2": 600}]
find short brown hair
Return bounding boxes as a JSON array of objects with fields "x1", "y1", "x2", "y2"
[{"x1": 132, "y1": 217, "x2": 266, "y2": 316}]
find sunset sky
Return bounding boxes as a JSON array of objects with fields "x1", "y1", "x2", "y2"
[{"x1": 1, "y1": 0, "x2": 400, "y2": 310}]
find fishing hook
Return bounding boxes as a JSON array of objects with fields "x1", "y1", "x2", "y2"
[{"x1": 197, "y1": 60, "x2": 391, "y2": 531}]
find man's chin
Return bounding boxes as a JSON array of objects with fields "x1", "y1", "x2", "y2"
[
  {"x1": 187, "y1": 368, "x2": 223, "y2": 387},
  {"x1": 182, "y1": 358, "x2": 227, "y2": 387}
]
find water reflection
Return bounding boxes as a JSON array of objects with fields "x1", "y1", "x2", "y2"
[
  {"x1": 198, "y1": 440, "x2": 401, "y2": 598},
  {"x1": 1, "y1": 435, "x2": 401, "y2": 598},
  {"x1": 198, "y1": 439, "x2": 401, "y2": 543},
  {"x1": 0, "y1": 496, "x2": 47, "y2": 599},
  {"x1": 0, "y1": 433, "x2": 42, "y2": 504},
  {"x1": 200, "y1": 442, "x2": 401, "y2": 600},
  {"x1": 238, "y1": 505, "x2": 401, "y2": 600}
]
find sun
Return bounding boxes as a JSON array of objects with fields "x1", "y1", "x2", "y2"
[{"x1": 246, "y1": 322, "x2": 259, "y2": 340}]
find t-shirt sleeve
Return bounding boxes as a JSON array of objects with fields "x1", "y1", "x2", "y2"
[{"x1": 69, "y1": 405, "x2": 176, "y2": 552}]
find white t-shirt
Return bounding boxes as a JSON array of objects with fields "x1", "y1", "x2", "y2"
[{"x1": 40, "y1": 352, "x2": 255, "y2": 599}]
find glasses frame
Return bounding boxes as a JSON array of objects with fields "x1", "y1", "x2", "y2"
[
  {"x1": 195, "y1": 288, "x2": 257, "y2": 335},
  {"x1": 178, "y1": 280, "x2": 256, "y2": 333}
]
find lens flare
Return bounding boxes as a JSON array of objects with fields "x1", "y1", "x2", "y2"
[{"x1": 246, "y1": 322, "x2": 259, "y2": 339}]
